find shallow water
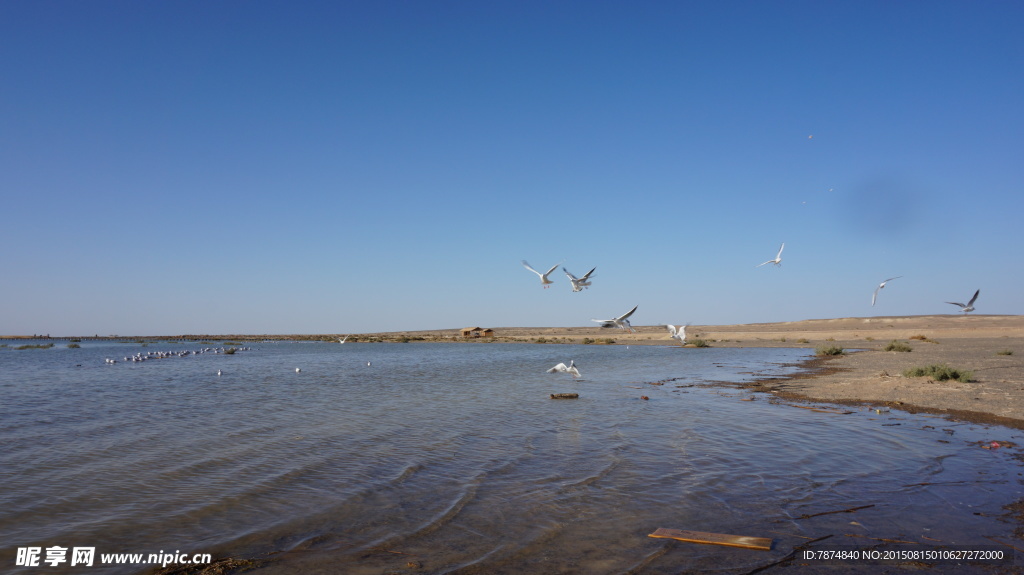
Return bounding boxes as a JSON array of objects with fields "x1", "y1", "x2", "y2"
[{"x1": 1, "y1": 341, "x2": 1022, "y2": 574}]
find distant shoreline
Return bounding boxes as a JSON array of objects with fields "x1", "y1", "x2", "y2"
[{"x1": 4, "y1": 314, "x2": 1021, "y2": 343}]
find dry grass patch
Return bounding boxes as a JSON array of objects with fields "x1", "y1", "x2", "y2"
[
  {"x1": 903, "y1": 364, "x2": 973, "y2": 383},
  {"x1": 884, "y1": 340, "x2": 913, "y2": 352}
]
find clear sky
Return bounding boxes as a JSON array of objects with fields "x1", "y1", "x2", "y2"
[{"x1": 2, "y1": 1, "x2": 1021, "y2": 336}]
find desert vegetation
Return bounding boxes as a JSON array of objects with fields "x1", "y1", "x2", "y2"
[
  {"x1": 903, "y1": 364, "x2": 973, "y2": 382},
  {"x1": 815, "y1": 344, "x2": 845, "y2": 356},
  {"x1": 884, "y1": 340, "x2": 913, "y2": 352}
]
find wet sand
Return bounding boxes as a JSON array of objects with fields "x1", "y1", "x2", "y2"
[{"x1": 380, "y1": 315, "x2": 1024, "y2": 428}]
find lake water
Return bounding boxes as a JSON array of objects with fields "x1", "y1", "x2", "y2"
[{"x1": 2, "y1": 341, "x2": 1022, "y2": 574}]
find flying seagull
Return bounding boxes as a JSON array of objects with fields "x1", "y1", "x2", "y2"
[
  {"x1": 563, "y1": 267, "x2": 596, "y2": 292},
  {"x1": 665, "y1": 324, "x2": 689, "y2": 344},
  {"x1": 872, "y1": 276, "x2": 903, "y2": 306},
  {"x1": 945, "y1": 289, "x2": 980, "y2": 314},
  {"x1": 756, "y1": 243, "x2": 785, "y2": 267},
  {"x1": 592, "y1": 305, "x2": 639, "y2": 332},
  {"x1": 522, "y1": 260, "x2": 560, "y2": 288},
  {"x1": 547, "y1": 360, "x2": 581, "y2": 378}
]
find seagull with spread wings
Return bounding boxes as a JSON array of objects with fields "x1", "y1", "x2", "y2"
[
  {"x1": 547, "y1": 360, "x2": 581, "y2": 378},
  {"x1": 563, "y1": 267, "x2": 596, "y2": 292},
  {"x1": 522, "y1": 260, "x2": 560, "y2": 289},
  {"x1": 592, "y1": 305, "x2": 639, "y2": 333},
  {"x1": 872, "y1": 276, "x2": 903, "y2": 306},
  {"x1": 665, "y1": 324, "x2": 689, "y2": 345},
  {"x1": 756, "y1": 243, "x2": 785, "y2": 267},
  {"x1": 946, "y1": 289, "x2": 980, "y2": 313}
]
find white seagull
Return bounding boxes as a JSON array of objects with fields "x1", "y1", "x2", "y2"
[
  {"x1": 756, "y1": 243, "x2": 785, "y2": 267},
  {"x1": 339, "y1": 335, "x2": 349, "y2": 344},
  {"x1": 547, "y1": 360, "x2": 581, "y2": 378},
  {"x1": 871, "y1": 276, "x2": 903, "y2": 306},
  {"x1": 295, "y1": 368, "x2": 301, "y2": 373},
  {"x1": 592, "y1": 305, "x2": 639, "y2": 333},
  {"x1": 522, "y1": 260, "x2": 560, "y2": 288},
  {"x1": 665, "y1": 324, "x2": 689, "y2": 344},
  {"x1": 945, "y1": 289, "x2": 980, "y2": 314},
  {"x1": 563, "y1": 267, "x2": 596, "y2": 292}
]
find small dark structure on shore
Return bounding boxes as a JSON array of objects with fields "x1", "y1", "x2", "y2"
[{"x1": 460, "y1": 327, "x2": 495, "y2": 338}]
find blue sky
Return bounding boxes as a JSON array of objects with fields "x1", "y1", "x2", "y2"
[{"x1": 2, "y1": 1, "x2": 1021, "y2": 336}]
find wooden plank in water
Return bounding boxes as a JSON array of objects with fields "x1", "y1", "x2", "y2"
[
  {"x1": 787, "y1": 404, "x2": 854, "y2": 414},
  {"x1": 550, "y1": 393, "x2": 579, "y2": 399},
  {"x1": 648, "y1": 528, "x2": 772, "y2": 551}
]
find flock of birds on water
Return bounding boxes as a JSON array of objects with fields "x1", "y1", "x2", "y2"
[
  {"x1": 101, "y1": 341, "x2": 373, "y2": 375},
  {"x1": 525, "y1": 247, "x2": 982, "y2": 381},
  {"x1": 102, "y1": 346, "x2": 258, "y2": 374},
  {"x1": 104, "y1": 346, "x2": 254, "y2": 365}
]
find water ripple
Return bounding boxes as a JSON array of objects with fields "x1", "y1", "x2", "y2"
[{"x1": 2, "y1": 342, "x2": 1023, "y2": 574}]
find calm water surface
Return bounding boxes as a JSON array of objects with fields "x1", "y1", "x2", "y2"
[{"x1": 2, "y1": 341, "x2": 1022, "y2": 574}]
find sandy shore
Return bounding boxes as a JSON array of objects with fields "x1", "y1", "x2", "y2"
[{"x1": 383, "y1": 315, "x2": 1024, "y2": 428}]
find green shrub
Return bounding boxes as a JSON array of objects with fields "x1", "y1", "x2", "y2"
[
  {"x1": 884, "y1": 340, "x2": 913, "y2": 352},
  {"x1": 815, "y1": 344, "x2": 845, "y2": 356},
  {"x1": 15, "y1": 343, "x2": 54, "y2": 350},
  {"x1": 689, "y1": 339, "x2": 710, "y2": 348},
  {"x1": 903, "y1": 364, "x2": 973, "y2": 382},
  {"x1": 997, "y1": 349, "x2": 1013, "y2": 356},
  {"x1": 796, "y1": 338, "x2": 809, "y2": 344},
  {"x1": 67, "y1": 343, "x2": 81, "y2": 349}
]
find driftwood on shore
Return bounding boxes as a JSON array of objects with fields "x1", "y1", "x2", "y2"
[{"x1": 648, "y1": 527, "x2": 772, "y2": 551}]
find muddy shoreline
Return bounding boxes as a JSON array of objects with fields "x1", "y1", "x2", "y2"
[{"x1": 727, "y1": 352, "x2": 1024, "y2": 431}]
